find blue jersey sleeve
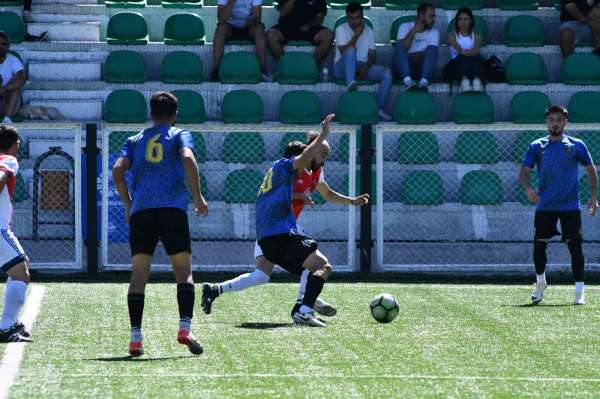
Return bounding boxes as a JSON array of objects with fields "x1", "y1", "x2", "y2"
[
  {"x1": 522, "y1": 143, "x2": 538, "y2": 168},
  {"x1": 577, "y1": 141, "x2": 593, "y2": 166},
  {"x1": 175, "y1": 130, "x2": 194, "y2": 152},
  {"x1": 273, "y1": 157, "x2": 295, "y2": 177},
  {"x1": 121, "y1": 138, "x2": 133, "y2": 162}
]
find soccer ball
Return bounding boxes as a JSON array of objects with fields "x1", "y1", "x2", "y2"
[{"x1": 369, "y1": 293, "x2": 399, "y2": 323}]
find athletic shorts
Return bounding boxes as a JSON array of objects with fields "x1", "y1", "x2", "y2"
[
  {"x1": 129, "y1": 207, "x2": 191, "y2": 256},
  {"x1": 560, "y1": 21, "x2": 592, "y2": 45},
  {"x1": 0, "y1": 229, "x2": 26, "y2": 273},
  {"x1": 258, "y1": 233, "x2": 317, "y2": 275},
  {"x1": 226, "y1": 23, "x2": 265, "y2": 41},
  {"x1": 534, "y1": 210, "x2": 582, "y2": 241},
  {"x1": 254, "y1": 224, "x2": 305, "y2": 259},
  {"x1": 271, "y1": 24, "x2": 328, "y2": 44}
]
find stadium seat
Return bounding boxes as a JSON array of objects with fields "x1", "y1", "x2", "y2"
[
  {"x1": 400, "y1": 171, "x2": 444, "y2": 205},
  {"x1": 160, "y1": 51, "x2": 203, "y2": 83},
  {"x1": 497, "y1": 0, "x2": 538, "y2": 10},
  {"x1": 442, "y1": 0, "x2": 483, "y2": 11},
  {"x1": 276, "y1": 53, "x2": 319, "y2": 84},
  {"x1": 108, "y1": 131, "x2": 134, "y2": 154},
  {"x1": 279, "y1": 91, "x2": 322, "y2": 124},
  {"x1": 510, "y1": 91, "x2": 550, "y2": 124},
  {"x1": 0, "y1": 0, "x2": 22, "y2": 5},
  {"x1": 329, "y1": 0, "x2": 371, "y2": 10},
  {"x1": 222, "y1": 132, "x2": 266, "y2": 163},
  {"x1": 219, "y1": 52, "x2": 261, "y2": 84},
  {"x1": 385, "y1": 0, "x2": 421, "y2": 9},
  {"x1": 517, "y1": 170, "x2": 538, "y2": 204},
  {"x1": 171, "y1": 90, "x2": 206, "y2": 123},
  {"x1": 0, "y1": 12, "x2": 25, "y2": 44},
  {"x1": 397, "y1": 132, "x2": 439, "y2": 164},
  {"x1": 336, "y1": 92, "x2": 378, "y2": 124},
  {"x1": 185, "y1": 171, "x2": 209, "y2": 200},
  {"x1": 164, "y1": 13, "x2": 205, "y2": 45},
  {"x1": 190, "y1": 131, "x2": 207, "y2": 162},
  {"x1": 337, "y1": 132, "x2": 376, "y2": 166},
  {"x1": 446, "y1": 16, "x2": 489, "y2": 44},
  {"x1": 580, "y1": 174, "x2": 600, "y2": 204},
  {"x1": 563, "y1": 54, "x2": 600, "y2": 85},
  {"x1": 459, "y1": 170, "x2": 503, "y2": 205},
  {"x1": 390, "y1": 16, "x2": 415, "y2": 43},
  {"x1": 224, "y1": 169, "x2": 264, "y2": 203},
  {"x1": 503, "y1": 16, "x2": 544, "y2": 46},
  {"x1": 13, "y1": 174, "x2": 28, "y2": 203},
  {"x1": 221, "y1": 90, "x2": 263, "y2": 123},
  {"x1": 103, "y1": 51, "x2": 147, "y2": 83},
  {"x1": 511, "y1": 130, "x2": 546, "y2": 162},
  {"x1": 334, "y1": 16, "x2": 374, "y2": 30},
  {"x1": 280, "y1": 132, "x2": 307, "y2": 154},
  {"x1": 106, "y1": 12, "x2": 148, "y2": 45},
  {"x1": 162, "y1": 0, "x2": 202, "y2": 8},
  {"x1": 104, "y1": 90, "x2": 147, "y2": 123},
  {"x1": 568, "y1": 92, "x2": 600, "y2": 123},
  {"x1": 106, "y1": 0, "x2": 146, "y2": 8},
  {"x1": 506, "y1": 53, "x2": 547, "y2": 85},
  {"x1": 452, "y1": 92, "x2": 494, "y2": 124},
  {"x1": 393, "y1": 91, "x2": 437, "y2": 124},
  {"x1": 455, "y1": 131, "x2": 499, "y2": 164}
]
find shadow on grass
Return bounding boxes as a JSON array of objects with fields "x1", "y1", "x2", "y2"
[
  {"x1": 87, "y1": 355, "x2": 196, "y2": 362},
  {"x1": 235, "y1": 322, "x2": 294, "y2": 330},
  {"x1": 502, "y1": 303, "x2": 574, "y2": 308}
]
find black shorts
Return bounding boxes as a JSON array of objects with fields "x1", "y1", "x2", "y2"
[
  {"x1": 129, "y1": 207, "x2": 191, "y2": 256},
  {"x1": 226, "y1": 23, "x2": 265, "y2": 41},
  {"x1": 258, "y1": 233, "x2": 318, "y2": 275},
  {"x1": 534, "y1": 210, "x2": 582, "y2": 241},
  {"x1": 271, "y1": 24, "x2": 328, "y2": 44}
]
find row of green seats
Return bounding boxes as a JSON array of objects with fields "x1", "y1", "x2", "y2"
[
  {"x1": 107, "y1": 12, "x2": 205, "y2": 45},
  {"x1": 107, "y1": 0, "x2": 202, "y2": 8},
  {"x1": 0, "y1": 12, "x2": 26, "y2": 43}
]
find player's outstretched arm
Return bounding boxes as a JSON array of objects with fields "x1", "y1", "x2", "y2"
[
  {"x1": 316, "y1": 181, "x2": 369, "y2": 206},
  {"x1": 585, "y1": 164, "x2": 598, "y2": 216},
  {"x1": 293, "y1": 114, "x2": 335, "y2": 172},
  {"x1": 518, "y1": 165, "x2": 539, "y2": 205},
  {"x1": 112, "y1": 157, "x2": 132, "y2": 223},
  {"x1": 180, "y1": 147, "x2": 208, "y2": 216}
]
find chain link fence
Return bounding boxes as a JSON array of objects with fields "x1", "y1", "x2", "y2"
[
  {"x1": 375, "y1": 123, "x2": 600, "y2": 273},
  {"x1": 10, "y1": 124, "x2": 82, "y2": 270},
  {"x1": 102, "y1": 123, "x2": 359, "y2": 272}
]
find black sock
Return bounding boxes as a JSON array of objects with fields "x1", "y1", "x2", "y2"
[
  {"x1": 301, "y1": 274, "x2": 325, "y2": 309},
  {"x1": 567, "y1": 240, "x2": 585, "y2": 282},
  {"x1": 533, "y1": 241, "x2": 548, "y2": 276},
  {"x1": 177, "y1": 283, "x2": 195, "y2": 324},
  {"x1": 127, "y1": 293, "x2": 145, "y2": 330}
]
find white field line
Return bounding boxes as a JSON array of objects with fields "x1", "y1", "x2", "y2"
[{"x1": 0, "y1": 285, "x2": 45, "y2": 399}]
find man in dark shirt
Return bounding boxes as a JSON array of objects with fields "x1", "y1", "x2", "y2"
[
  {"x1": 559, "y1": 0, "x2": 600, "y2": 57},
  {"x1": 266, "y1": 0, "x2": 333, "y2": 65}
]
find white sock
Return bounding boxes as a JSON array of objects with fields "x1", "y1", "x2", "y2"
[
  {"x1": 219, "y1": 269, "x2": 270, "y2": 294},
  {"x1": 130, "y1": 328, "x2": 142, "y2": 343},
  {"x1": 536, "y1": 273, "x2": 546, "y2": 286},
  {"x1": 575, "y1": 282, "x2": 585, "y2": 293},
  {"x1": 299, "y1": 305, "x2": 313, "y2": 314},
  {"x1": 0, "y1": 279, "x2": 28, "y2": 331},
  {"x1": 296, "y1": 270, "x2": 309, "y2": 304}
]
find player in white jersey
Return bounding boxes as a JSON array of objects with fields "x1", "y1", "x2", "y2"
[{"x1": 0, "y1": 125, "x2": 31, "y2": 343}]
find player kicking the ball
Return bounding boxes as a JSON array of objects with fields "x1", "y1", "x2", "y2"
[
  {"x1": 112, "y1": 92, "x2": 209, "y2": 356},
  {"x1": 201, "y1": 133, "x2": 369, "y2": 320},
  {"x1": 0, "y1": 126, "x2": 32, "y2": 343}
]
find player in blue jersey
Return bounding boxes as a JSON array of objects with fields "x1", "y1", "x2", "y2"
[
  {"x1": 112, "y1": 92, "x2": 209, "y2": 357},
  {"x1": 519, "y1": 105, "x2": 598, "y2": 305}
]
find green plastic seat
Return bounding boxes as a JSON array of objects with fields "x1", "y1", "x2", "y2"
[
  {"x1": 497, "y1": 0, "x2": 538, "y2": 9},
  {"x1": 442, "y1": 0, "x2": 483, "y2": 10},
  {"x1": 221, "y1": 90, "x2": 263, "y2": 123},
  {"x1": 576, "y1": 132, "x2": 600, "y2": 165},
  {"x1": 224, "y1": 169, "x2": 264, "y2": 203},
  {"x1": 329, "y1": 0, "x2": 371, "y2": 9},
  {"x1": 455, "y1": 131, "x2": 499, "y2": 164},
  {"x1": 446, "y1": 16, "x2": 489, "y2": 45},
  {"x1": 336, "y1": 92, "x2": 378, "y2": 124},
  {"x1": 104, "y1": 90, "x2": 147, "y2": 123},
  {"x1": 459, "y1": 170, "x2": 503, "y2": 205},
  {"x1": 503, "y1": 16, "x2": 544, "y2": 46},
  {"x1": 517, "y1": 169, "x2": 538, "y2": 204},
  {"x1": 452, "y1": 92, "x2": 494, "y2": 124},
  {"x1": 390, "y1": 15, "x2": 415, "y2": 43},
  {"x1": 13, "y1": 174, "x2": 28, "y2": 202},
  {"x1": 171, "y1": 90, "x2": 206, "y2": 123},
  {"x1": 337, "y1": 132, "x2": 375, "y2": 164},
  {"x1": 106, "y1": 0, "x2": 146, "y2": 8},
  {"x1": 510, "y1": 91, "x2": 550, "y2": 124},
  {"x1": 162, "y1": 0, "x2": 202, "y2": 8},
  {"x1": 0, "y1": 0, "x2": 22, "y2": 5},
  {"x1": 385, "y1": 0, "x2": 421, "y2": 9},
  {"x1": 333, "y1": 16, "x2": 374, "y2": 31},
  {"x1": 280, "y1": 132, "x2": 307, "y2": 154},
  {"x1": 160, "y1": 51, "x2": 203, "y2": 83},
  {"x1": 580, "y1": 174, "x2": 600, "y2": 204},
  {"x1": 276, "y1": 52, "x2": 319, "y2": 84},
  {"x1": 106, "y1": 12, "x2": 148, "y2": 45},
  {"x1": 400, "y1": 171, "x2": 444, "y2": 205},
  {"x1": 0, "y1": 12, "x2": 25, "y2": 44},
  {"x1": 506, "y1": 53, "x2": 547, "y2": 85},
  {"x1": 568, "y1": 92, "x2": 600, "y2": 123},
  {"x1": 222, "y1": 132, "x2": 266, "y2": 163},
  {"x1": 397, "y1": 132, "x2": 439, "y2": 164},
  {"x1": 511, "y1": 131, "x2": 546, "y2": 162},
  {"x1": 563, "y1": 54, "x2": 600, "y2": 85},
  {"x1": 109, "y1": 131, "x2": 135, "y2": 154},
  {"x1": 103, "y1": 51, "x2": 147, "y2": 83},
  {"x1": 393, "y1": 91, "x2": 437, "y2": 124},
  {"x1": 219, "y1": 51, "x2": 261, "y2": 84},
  {"x1": 190, "y1": 131, "x2": 207, "y2": 162},
  {"x1": 164, "y1": 13, "x2": 205, "y2": 45},
  {"x1": 279, "y1": 90, "x2": 321, "y2": 124}
]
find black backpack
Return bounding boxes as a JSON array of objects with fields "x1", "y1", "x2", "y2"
[{"x1": 484, "y1": 55, "x2": 506, "y2": 83}]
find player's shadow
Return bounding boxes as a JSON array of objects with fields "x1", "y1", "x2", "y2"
[
  {"x1": 502, "y1": 304, "x2": 574, "y2": 308},
  {"x1": 235, "y1": 322, "x2": 294, "y2": 330},
  {"x1": 87, "y1": 355, "x2": 195, "y2": 362}
]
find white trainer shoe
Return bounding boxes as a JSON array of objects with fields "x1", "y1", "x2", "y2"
[
  {"x1": 460, "y1": 76, "x2": 471, "y2": 92},
  {"x1": 531, "y1": 282, "x2": 546, "y2": 305},
  {"x1": 314, "y1": 298, "x2": 337, "y2": 317},
  {"x1": 472, "y1": 77, "x2": 483, "y2": 92},
  {"x1": 293, "y1": 310, "x2": 326, "y2": 327},
  {"x1": 574, "y1": 290, "x2": 585, "y2": 305}
]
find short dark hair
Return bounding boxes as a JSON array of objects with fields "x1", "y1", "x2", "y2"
[
  {"x1": 150, "y1": 91, "x2": 178, "y2": 119},
  {"x1": 454, "y1": 7, "x2": 475, "y2": 33},
  {"x1": 417, "y1": 2, "x2": 434, "y2": 16},
  {"x1": 284, "y1": 141, "x2": 307, "y2": 158},
  {"x1": 345, "y1": 2, "x2": 364, "y2": 14},
  {"x1": 0, "y1": 125, "x2": 19, "y2": 152},
  {"x1": 546, "y1": 105, "x2": 568, "y2": 118},
  {"x1": 0, "y1": 32, "x2": 9, "y2": 43}
]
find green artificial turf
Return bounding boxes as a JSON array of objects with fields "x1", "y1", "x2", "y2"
[{"x1": 5, "y1": 283, "x2": 600, "y2": 398}]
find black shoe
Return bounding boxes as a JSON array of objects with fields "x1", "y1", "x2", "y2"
[
  {"x1": 290, "y1": 303, "x2": 301, "y2": 318},
  {"x1": 0, "y1": 327, "x2": 32, "y2": 343},
  {"x1": 201, "y1": 283, "x2": 219, "y2": 315},
  {"x1": 24, "y1": 31, "x2": 48, "y2": 42},
  {"x1": 13, "y1": 322, "x2": 30, "y2": 338},
  {"x1": 210, "y1": 69, "x2": 219, "y2": 82}
]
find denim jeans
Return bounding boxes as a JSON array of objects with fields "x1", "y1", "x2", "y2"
[
  {"x1": 333, "y1": 47, "x2": 392, "y2": 109},
  {"x1": 393, "y1": 44, "x2": 438, "y2": 82}
]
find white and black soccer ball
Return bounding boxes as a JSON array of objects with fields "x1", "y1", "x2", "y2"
[{"x1": 369, "y1": 293, "x2": 399, "y2": 323}]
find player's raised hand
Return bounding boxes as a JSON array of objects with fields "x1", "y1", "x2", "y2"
[
  {"x1": 194, "y1": 195, "x2": 209, "y2": 217},
  {"x1": 321, "y1": 114, "x2": 335, "y2": 138},
  {"x1": 352, "y1": 193, "x2": 370, "y2": 207},
  {"x1": 526, "y1": 187, "x2": 540, "y2": 205},
  {"x1": 588, "y1": 197, "x2": 598, "y2": 216}
]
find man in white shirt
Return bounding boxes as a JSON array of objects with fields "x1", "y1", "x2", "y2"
[
  {"x1": 393, "y1": 2, "x2": 439, "y2": 91},
  {"x1": 211, "y1": 0, "x2": 268, "y2": 81},
  {"x1": 0, "y1": 33, "x2": 26, "y2": 124},
  {"x1": 334, "y1": 2, "x2": 392, "y2": 121}
]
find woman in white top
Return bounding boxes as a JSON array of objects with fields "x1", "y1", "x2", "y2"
[{"x1": 445, "y1": 7, "x2": 485, "y2": 92}]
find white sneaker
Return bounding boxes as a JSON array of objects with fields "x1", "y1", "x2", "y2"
[
  {"x1": 574, "y1": 290, "x2": 585, "y2": 305},
  {"x1": 2, "y1": 117, "x2": 12, "y2": 124},
  {"x1": 292, "y1": 310, "x2": 326, "y2": 327},
  {"x1": 378, "y1": 109, "x2": 392, "y2": 121},
  {"x1": 314, "y1": 298, "x2": 337, "y2": 317},
  {"x1": 531, "y1": 282, "x2": 546, "y2": 305},
  {"x1": 403, "y1": 76, "x2": 416, "y2": 90},
  {"x1": 460, "y1": 76, "x2": 471, "y2": 92},
  {"x1": 472, "y1": 77, "x2": 483, "y2": 92}
]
